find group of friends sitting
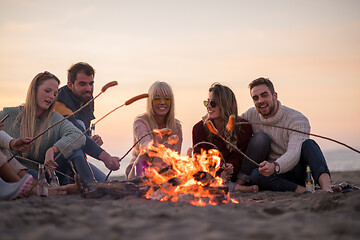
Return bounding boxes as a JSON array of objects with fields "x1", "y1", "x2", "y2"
[{"x1": 0, "y1": 62, "x2": 334, "y2": 200}]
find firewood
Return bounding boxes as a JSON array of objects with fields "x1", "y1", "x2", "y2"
[
  {"x1": 193, "y1": 171, "x2": 215, "y2": 186},
  {"x1": 177, "y1": 194, "x2": 195, "y2": 203},
  {"x1": 149, "y1": 189, "x2": 167, "y2": 200},
  {"x1": 83, "y1": 181, "x2": 148, "y2": 199}
]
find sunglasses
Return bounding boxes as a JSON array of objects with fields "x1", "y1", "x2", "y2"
[
  {"x1": 153, "y1": 97, "x2": 171, "y2": 105},
  {"x1": 203, "y1": 100, "x2": 217, "y2": 108}
]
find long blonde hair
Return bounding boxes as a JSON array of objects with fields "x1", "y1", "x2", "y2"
[
  {"x1": 142, "y1": 81, "x2": 178, "y2": 131},
  {"x1": 16, "y1": 72, "x2": 60, "y2": 157}
]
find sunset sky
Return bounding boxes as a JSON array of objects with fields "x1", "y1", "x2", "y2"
[{"x1": 1, "y1": 0, "x2": 359, "y2": 175}]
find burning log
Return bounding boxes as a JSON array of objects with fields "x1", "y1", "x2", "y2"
[
  {"x1": 83, "y1": 141, "x2": 238, "y2": 205},
  {"x1": 148, "y1": 188, "x2": 167, "y2": 201},
  {"x1": 210, "y1": 194, "x2": 228, "y2": 204},
  {"x1": 83, "y1": 181, "x2": 148, "y2": 199},
  {"x1": 157, "y1": 165, "x2": 174, "y2": 175},
  {"x1": 177, "y1": 194, "x2": 195, "y2": 203},
  {"x1": 160, "y1": 177, "x2": 183, "y2": 192},
  {"x1": 160, "y1": 176, "x2": 183, "y2": 190},
  {"x1": 193, "y1": 171, "x2": 215, "y2": 186},
  {"x1": 208, "y1": 186, "x2": 229, "y2": 195},
  {"x1": 198, "y1": 197, "x2": 210, "y2": 204}
]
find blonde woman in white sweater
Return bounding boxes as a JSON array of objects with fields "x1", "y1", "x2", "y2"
[
  {"x1": 242, "y1": 77, "x2": 332, "y2": 193},
  {"x1": 126, "y1": 81, "x2": 182, "y2": 178}
]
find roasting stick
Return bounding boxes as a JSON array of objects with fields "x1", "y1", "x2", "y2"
[
  {"x1": 15, "y1": 155, "x2": 75, "y2": 181},
  {"x1": 205, "y1": 120, "x2": 260, "y2": 167},
  {"x1": 106, "y1": 131, "x2": 156, "y2": 181},
  {"x1": 11, "y1": 155, "x2": 76, "y2": 195},
  {"x1": 234, "y1": 121, "x2": 360, "y2": 154},
  {"x1": 106, "y1": 128, "x2": 173, "y2": 181},
  {"x1": 126, "y1": 132, "x2": 178, "y2": 180},
  {"x1": 33, "y1": 81, "x2": 118, "y2": 143},
  {"x1": 7, "y1": 81, "x2": 118, "y2": 163},
  {"x1": 228, "y1": 113, "x2": 359, "y2": 155},
  {"x1": 51, "y1": 94, "x2": 149, "y2": 175}
]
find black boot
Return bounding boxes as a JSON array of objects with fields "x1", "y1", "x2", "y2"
[{"x1": 70, "y1": 156, "x2": 96, "y2": 192}]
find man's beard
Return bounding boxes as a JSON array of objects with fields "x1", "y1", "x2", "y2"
[
  {"x1": 258, "y1": 97, "x2": 276, "y2": 118},
  {"x1": 261, "y1": 104, "x2": 275, "y2": 118},
  {"x1": 74, "y1": 91, "x2": 92, "y2": 103}
]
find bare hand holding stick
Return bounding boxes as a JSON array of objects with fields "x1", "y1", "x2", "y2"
[{"x1": 52, "y1": 93, "x2": 149, "y2": 179}]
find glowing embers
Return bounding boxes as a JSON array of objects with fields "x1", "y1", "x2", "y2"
[{"x1": 140, "y1": 143, "x2": 238, "y2": 206}]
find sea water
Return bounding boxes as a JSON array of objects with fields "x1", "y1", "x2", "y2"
[{"x1": 324, "y1": 149, "x2": 360, "y2": 171}]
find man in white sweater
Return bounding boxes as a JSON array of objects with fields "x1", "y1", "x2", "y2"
[{"x1": 241, "y1": 77, "x2": 332, "y2": 193}]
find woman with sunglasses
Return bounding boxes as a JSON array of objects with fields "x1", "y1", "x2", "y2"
[
  {"x1": 0, "y1": 71, "x2": 97, "y2": 193},
  {"x1": 125, "y1": 81, "x2": 183, "y2": 178},
  {"x1": 192, "y1": 83, "x2": 259, "y2": 193}
]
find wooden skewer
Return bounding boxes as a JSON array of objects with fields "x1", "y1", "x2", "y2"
[
  {"x1": 105, "y1": 127, "x2": 171, "y2": 181},
  {"x1": 32, "y1": 81, "x2": 118, "y2": 143},
  {"x1": 45, "y1": 93, "x2": 149, "y2": 181},
  {"x1": 53, "y1": 93, "x2": 149, "y2": 162},
  {"x1": 235, "y1": 122, "x2": 360, "y2": 154},
  {"x1": 205, "y1": 120, "x2": 260, "y2": 167},
  {"x1": 7, "y1": 81, "x2": 118, "y2": 163}
]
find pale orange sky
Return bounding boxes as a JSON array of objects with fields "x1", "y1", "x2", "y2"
[{"x1": 0, "y1": 0, "x2": 359, "y2": 175}]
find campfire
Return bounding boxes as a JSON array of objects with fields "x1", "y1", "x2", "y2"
[
  {"x1": 140, "y1": 142, "x2": 239, "y2": 206},
  {"x1": 87, "y1": 130, "x2": 239, "y2": 206}
]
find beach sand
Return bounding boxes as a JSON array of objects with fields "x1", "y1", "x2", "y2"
[{"x1": 1, "y1": 171, "x2": 359, "y2": 240}]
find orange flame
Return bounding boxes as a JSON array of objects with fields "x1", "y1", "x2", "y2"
[{"x1": 139, "y1": 139, "x2": 239, "y2": 206}]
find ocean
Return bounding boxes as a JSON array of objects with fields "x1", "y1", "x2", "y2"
[{"x1": 323, "y1": 149, "x2": 360, "y2": 171}]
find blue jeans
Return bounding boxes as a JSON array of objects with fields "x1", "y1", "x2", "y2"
[
  {"x1": 250, "y1": 138, "x2": 330, "y2": 192},
  {"x1": 237, "y1": 132, "x2": 271, "y2": 182},
  {"x1": 29, "y1": 149, "x2": 109, "y2": 185}
]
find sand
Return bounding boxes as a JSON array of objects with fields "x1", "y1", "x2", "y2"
[{"x1": 1, "y1": 171, "x2": 359, "y2": 240}]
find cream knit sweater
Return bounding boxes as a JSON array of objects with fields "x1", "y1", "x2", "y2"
[
  {"x1": 0, "y1": 130, "x2": 27, "y2": 173},
  {"x1": 129, "y1": 116, "x2": 183, "y2": 166},
  {"x1": 241, "y1": 101, "x2": 310, "y2": 173}
]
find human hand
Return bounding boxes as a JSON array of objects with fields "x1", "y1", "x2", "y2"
[
  {"x1": 0, "y1": 122, "x2": 4, "y2": 129},
  {"x1": 44, "y1": 147, "x2": 59, "y2": 174},
  {"x1": 259, "y1": 161, "x2": 275, "y2": 176},
  {"x1": 99, "y1": 151, "x2": 120, "y2": 171},
  {"x1": 92, "y1": 134, "x2": 103, "y2": 146},
  {"x1": 9, "y1": 137, "x2": 33, "y2": 152},
  {"x1": 220, "y1": 163, "x2": 234, "y2": 181}
]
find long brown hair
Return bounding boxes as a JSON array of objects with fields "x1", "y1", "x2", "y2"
[
  {"x1": 15, "y1": 71, "x2": 60, "y2": 157},
  {"x1": 204, "y1": 82, "x2": 240, "y2": 148}
]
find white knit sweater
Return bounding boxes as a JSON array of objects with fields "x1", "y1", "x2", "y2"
[
  {"x1": 241, "y1": 101, "x2": 310, "y2": 173},
  {"x1": 0, "y1": 130, "x2": 27, "y2": 173}
]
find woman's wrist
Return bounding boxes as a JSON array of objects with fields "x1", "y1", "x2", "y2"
[
  {"x1": 9, "y1": 139, "x2": 15, "y2": 150},
  {"x1": 51, "y1": 146, "x2": 59, "y2": 153}
]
